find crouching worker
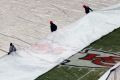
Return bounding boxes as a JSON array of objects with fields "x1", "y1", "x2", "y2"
[{"x1": 8, "y1": 43, "x2": 16, "y2": 55}]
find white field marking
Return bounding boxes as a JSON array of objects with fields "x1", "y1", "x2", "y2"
[
  {"x1": 77, "y1": 69, "x2": 94, "y2": 80},
  {"x1": 74, "y1": 73, "x2": 79, "y2": 78},
  {"x1": 78, "y1": 69, "x2": 82, "y2": 71},
  {"x1": 57, "y1": 65, "x2": 62, "y2": 68},
  {"x1": 68, "y1": 66, "x2": 73, "y2": 70},
  {"x1": 99, "y1": 71, "x2": 106, "y2": 76}
]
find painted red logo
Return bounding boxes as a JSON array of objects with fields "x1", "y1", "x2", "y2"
[{"x1": 79, "y1": 53, "x2": 120, "y2": 67}]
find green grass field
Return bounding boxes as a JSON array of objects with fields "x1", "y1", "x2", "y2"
[
  {"x1": 90, "y1": 27, "x2": 120, "y2": 52},
  {"x1": 35, "y1": 27, "x2": 120, "y2": 80},
  {"x1": 36, "y1": 67, "x2": 107, "y2": 80}
]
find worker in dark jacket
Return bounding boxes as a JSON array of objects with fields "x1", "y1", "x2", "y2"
[
  {"x1": 83, "y1": 5, "x2": 93, "y2": 14},
  {"x1": 50, "y1": 21, "x2": 57, "y2": 32},
  {"x1": 8, "y1": 43, "x2": 16, "y2": 55}
]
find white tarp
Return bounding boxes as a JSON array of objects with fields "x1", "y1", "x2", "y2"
[
  {"x1": 0, "y1": 4, "x2": 120, "y2": 80},
  {"x1": 99, "y1": 62, "x2": 120, "y2": 80}
]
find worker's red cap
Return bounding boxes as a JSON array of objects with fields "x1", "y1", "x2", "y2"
[
  {"x1": 50, "y1": 21, "x2": 53, "y2": 24},
  {"x1": 83, "y1": 5, "x2": 86, "y2": 7}
]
